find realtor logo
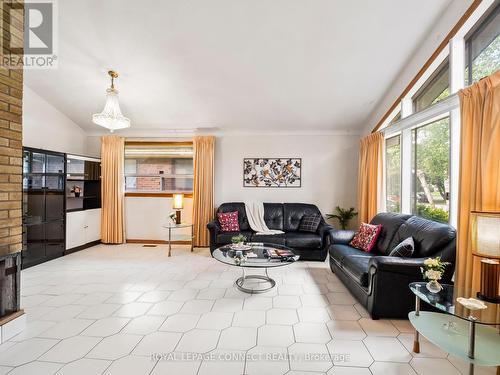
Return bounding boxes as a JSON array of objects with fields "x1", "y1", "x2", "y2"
[
  {"x1": 25, "y1": 2, "x2": 53, "y2": 55},
  {"x1": 2, "y1": 0, "x2": 58, "y2": 69}
]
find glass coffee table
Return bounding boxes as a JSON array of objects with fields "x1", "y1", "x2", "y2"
[
  {"x1": 409, "y1": 282, "x2": 500, "y2": 375},
  {"x1": 212, "y1": 243, "x2": 299, "y2": 293}
]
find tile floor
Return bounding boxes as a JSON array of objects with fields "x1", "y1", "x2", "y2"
[{"x1": 1, "y1": 244, "x2": 495, "y2": 375}]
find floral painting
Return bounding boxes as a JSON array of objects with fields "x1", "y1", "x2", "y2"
[{"x1": 243, "y1": 158, "x2": 301, "y2": 187}]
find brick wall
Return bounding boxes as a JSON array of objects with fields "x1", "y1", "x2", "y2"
[{"x1": 0, "y1": 1, "x2": 23, "y2": 256}]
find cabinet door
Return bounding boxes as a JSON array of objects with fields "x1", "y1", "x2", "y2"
[
  {"x1": 45, "y1": 221, "x2": 64, "y2": 258},
  {"x1": 66, "y1": 211, "x2": 86, "y2": 250},
  {"x1": 23, "y1": 224, "x2": 45, "y2": 266},
  {"x1": 85, "y1": 209, "x2": 101, "y2": 243}
]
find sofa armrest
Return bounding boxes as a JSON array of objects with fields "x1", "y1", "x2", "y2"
[
  {"x1": 317, "y1": 223, "x2": 334, "y2": 243},
  {"x1": 207, "y1": 220, "x2": 221, "y2": 233},
  {"x1": 329, "y1": 229, "x2": 356, "y2": 245},
  {"x1": 368, "y1": 256, "x2": 426, "y2": 277}
]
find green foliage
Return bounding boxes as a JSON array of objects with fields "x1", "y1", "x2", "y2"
[
  {"x1": 326, "y1": 206, "x2": 358, "y2": 230},
  {"x1": 416, "y1": 204, "x2": 449, "y2": 223},
  {"x1": 415, "y1": 119, "x2": 450, "y2": 201},
  {"x1": 231, "y1": 234, "x2": 246, "y2": 244}
]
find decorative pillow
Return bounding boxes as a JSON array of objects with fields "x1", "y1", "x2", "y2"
[
  {"x1": 349, "y1": 222, "x2": 382, "y2": 252},
  {"x1": 389, "y1": 237, "x2": 414, "y2": 257},
  {"x1": 217, "y1": 211, "x2": 240, "y2": 232},
  {"x1": 298, "y1": 214, "x2": 322, "y2": 233}
]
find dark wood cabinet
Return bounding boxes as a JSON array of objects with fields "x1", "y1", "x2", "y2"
[{"x1": 22, "y1": 148, "x2": 66, "y2": 268}]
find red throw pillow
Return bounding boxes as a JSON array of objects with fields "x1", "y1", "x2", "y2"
[
  {"x1": 349, "y1": 222, "x2": 382, "y2": 252},
  {"x1": 217, "y1": 211, "x2": 240, "y2": 232}
]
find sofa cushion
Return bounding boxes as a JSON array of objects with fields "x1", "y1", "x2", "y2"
[
  {"x1": 389, "y1": 237, "x2": 415, "y2": 257},
  {"x1": 263, "y1": 203, "x2": 284, "y2": 231},
  {"x1": 216, "y1": 231, "x2": 254, "y2": 245},
  {"x1": 217, "y1": 203, "x2": 250, "y2": 231},
  {"x1": 286, "y1": 232, "x2": 322, "y2": 249},
  {"x1": 370, "y1": 213, "x2": 412, "y2": 255},
  {"x1": 283, "y1": 203, "x2": 322, "y2": 232},
  {"x1": 217, "y1": 211, "x2": 240, "y2": 232},
  {"x1": 393, "y1": 216, "x2": 456, "y2": 258},
  {"x1": 252, "y1": 233, "x2": 286, "y2": 245},
  {"x1": 298, "y1": 214, "x2": 322, "y2": 233},
  {"x1": 349, "y1": 223, "x2": 382, "y2": 252}
]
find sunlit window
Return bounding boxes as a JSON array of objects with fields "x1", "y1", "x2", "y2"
[{"x1": 385, "y1": 135, "x2": 401, "y2": 213}]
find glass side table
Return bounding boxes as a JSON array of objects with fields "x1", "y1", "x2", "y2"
[
  {"x1": 162, "y1": 222, "x2": 194, "y2": 257},
  {"x1": 409, "y1": 282, "x2": 500, "y2": 375}
]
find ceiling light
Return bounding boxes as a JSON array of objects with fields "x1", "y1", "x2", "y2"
[{"x1": 92, "y1": 70, "x2": 131, "y2": 132}]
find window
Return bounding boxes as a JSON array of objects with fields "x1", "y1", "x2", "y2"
[
  {"x1": 465, "y1": 4, "x2": 500, "y2": 85},
  {"x1": 413, "y1": 60, "x2": 450, "y2": 112},
  {"x1": 124, "y1": 143, "x2": 194, "y2": 193},
  {"x1": 385, "y1": 135, "x2": 401, "y2": 213},
  {"x1": 411, "y1": 117, "x2": 450, "y2": 223}
]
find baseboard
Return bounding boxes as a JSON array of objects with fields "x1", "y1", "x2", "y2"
[
  {"x1": 126, "y1": 239, "x2": 191, "y2": 245},
  {"x1": 65, "y1": 240, "x2": 102, "y2": 255}
]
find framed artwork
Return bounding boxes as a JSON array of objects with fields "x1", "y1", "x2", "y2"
[{"x1": 243, "y1": 158, "x2": 302, "y2": 188}]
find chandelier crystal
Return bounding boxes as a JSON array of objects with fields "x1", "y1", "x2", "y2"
[{"x1": 92, "y1": 70, "x2": 131, "y2": 132}]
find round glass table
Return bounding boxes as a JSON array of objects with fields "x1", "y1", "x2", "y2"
[
  {"x1": 212, "y1": 243, "x2": 299, "y2": 293},
  {"x1": 409, "y1": 282, "x2": 500, "y2": 375}
]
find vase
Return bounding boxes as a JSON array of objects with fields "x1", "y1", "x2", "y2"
[{"x1": 426, "y1": 279, "x2": 442, "y2": 294}]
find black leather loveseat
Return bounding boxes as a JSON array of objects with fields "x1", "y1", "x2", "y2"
[
  {"x1": 207, "y1": 202, "x2": 334, "y2": 261},
  {"x1": 328, "y1": 213, "x2": 456, "y2": 319}
]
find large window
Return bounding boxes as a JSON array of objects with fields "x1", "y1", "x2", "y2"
[
  {"x1": 413, "y1": 60, "x2": 450, "y2": 112},
  {"x1": 385, "y1": 135, "x2": 401, "y2": 213},
  {"x1": 124, "y1": 143, "x2": 194, "y2": 193},
  {"x1": 465, "y1": 4, "x2": 500, "y2": 85},
  {"x1": 411, "y1": 118, "x2": 450, "y2": 223}
]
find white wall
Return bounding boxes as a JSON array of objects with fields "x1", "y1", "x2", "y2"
[
  {"x1": 125, "y1": 196, "x2": 193, "y2": 240},
  {"x1": 363, "y1": 0, "x2": 474, "y2": 135},
  {"x1": 94, "y1": 132, "x2": 359, "y2": 240},
  {"x1": 23, "y1": 86, "x2": 89, "y2": 155},
  {"x1": 215, "y1": 134, "x2": 359, "y2": 215}
]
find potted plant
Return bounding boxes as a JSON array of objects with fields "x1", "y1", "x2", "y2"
[
  {"x1": 326, "y1": 206, "x2": 358, "y2": 230},
  {"x1": 231, "y1": 234, "x2": 247, "y2": 248},
  {"x1": 70, "y1": 185, "x2": 81, "y2": 198}
]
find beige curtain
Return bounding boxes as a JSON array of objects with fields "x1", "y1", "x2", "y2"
[
  {"x1": 101, "y1": 136, "x2": 125, "y2": 244},
  {"x1": 192, "y1": 136, "x2": 215, "y2": 247},
  {"x1": 456, "y1": 70, "x2": 500, "y2": 315},
  {"x1": 358, "y1": 132, "x2": 384, "y2": 223}
]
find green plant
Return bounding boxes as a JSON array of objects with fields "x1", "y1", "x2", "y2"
[
  {"x1": 231, "y1": 234, "x2": 246, "y2": 244},
  {"x1": 326, "y1": 206, "x2": 358, "y2": 230},
  {"x1": 416, "y1": 204, "x2": 449, "y2": 223}
]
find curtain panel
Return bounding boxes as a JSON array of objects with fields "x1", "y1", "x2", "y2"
[
  {"x1": 456, "y1": 70, "x2": 500, "y2": 317},
  {"x1": 357, "y1": 132, "x2": 384, "y2": 224},
  {"x1": 192, "y1": 136, "x2": 215, "y2": 247},
  {"x1": 101, "y1": 135, "x2": 125, "y2": 244}
]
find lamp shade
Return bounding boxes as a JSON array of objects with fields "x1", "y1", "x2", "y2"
[
  {"x1": 172, "y1": 193, "x2": 184, "y2": 209},
  {"x1": 470, "y1": 211, "x2": 500, "y2": 258}
]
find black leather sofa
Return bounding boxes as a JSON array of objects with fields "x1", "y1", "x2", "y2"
[
  {"x1": 328, "y1": 213, "x2": 456, "y2": 319},
  {"x1": 207, "y1": 202, "x2": 334, "y2": 261}
]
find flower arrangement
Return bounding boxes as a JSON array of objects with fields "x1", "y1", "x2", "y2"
[{"x1": 421, "y1": 257, "x2": 450, "y2": 293}]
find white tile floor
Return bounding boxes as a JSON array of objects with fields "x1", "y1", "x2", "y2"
[{"x1": 2, "y1": 243, "x2": 495, "y2": 375}]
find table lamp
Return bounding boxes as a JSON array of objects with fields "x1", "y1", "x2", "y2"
[
  {"x1": 172, "y1": 193, "x2": 184, "y2": 224},
  {"x1": 470, "y1": 211, "x2": 500, "y2": 303}
]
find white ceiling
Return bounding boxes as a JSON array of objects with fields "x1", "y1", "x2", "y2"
[{"x1": 25, "y1": 0, "x2": 455, "y2": 134}]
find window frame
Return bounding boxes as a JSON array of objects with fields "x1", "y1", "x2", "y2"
[
  {"x1": 464, "y1": 2, "x2": 500, "y2": 85},
  {"x1": 412, "y1": 58, "x2": 450, "y2": 113},
  {"x1": 123, "y1": 141, "x2": 194, "y2": 197}
]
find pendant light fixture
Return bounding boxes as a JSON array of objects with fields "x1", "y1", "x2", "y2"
[{"x1": 92, "y1": 70, "x2": 131, "y2": 132}]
